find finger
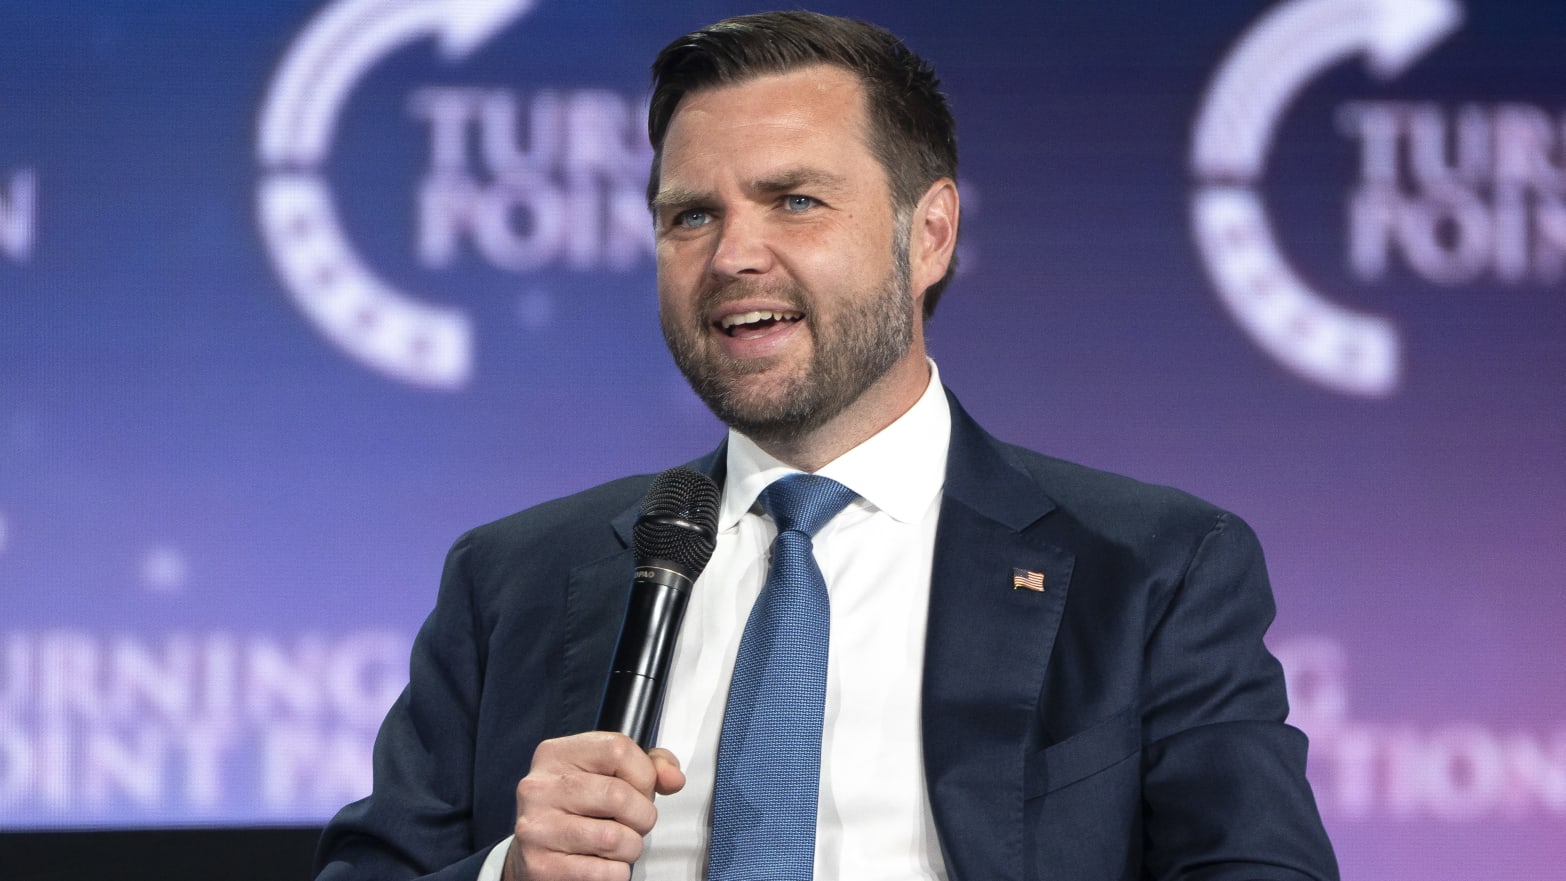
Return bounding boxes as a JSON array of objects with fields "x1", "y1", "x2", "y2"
[
  {"x1": 535, "y1": 732, "x2": 659, "y2": 794},
  {"x1": 648, "y1": 748, "x2": 686, "y2": 796},
  {"x1": 507, "y1": 834, "x2": 636, "y2": 881},
  {"x1": 518, "y1": 810, "x2": 647, "y2": 864},
  {"x1": 516, "y1": 767, "x2": 659, "y2": 835}
]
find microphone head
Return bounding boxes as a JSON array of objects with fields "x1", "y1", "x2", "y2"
[{"x1": 633, "y1": 467, "x2": 720, "y2": 575}]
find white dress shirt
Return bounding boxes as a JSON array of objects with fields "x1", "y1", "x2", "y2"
[{"x1": 482, "y1": 363, "x2": 951, "y2": 881}]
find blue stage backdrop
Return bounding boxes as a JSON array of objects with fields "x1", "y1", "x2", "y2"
[{"x1": 3, "y1": 2, "x2": 1563, "y2": 878}]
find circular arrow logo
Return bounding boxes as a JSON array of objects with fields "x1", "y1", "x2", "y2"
[
  {"x1": 1189, "y1": 0, "x2": 1463, "y2": 397},
  {"x1": 256, "y1": 0, "x2": 537, "y2": 390}
]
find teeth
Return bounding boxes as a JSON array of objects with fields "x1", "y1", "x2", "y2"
[{"x1": 720, "y1": 310, "x2": 802, "y2": 329}]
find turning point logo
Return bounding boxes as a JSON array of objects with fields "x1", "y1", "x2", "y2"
[
  {"x1": 256, "y1": 0, "x2": 537, "y2": 390},
  {"x1": 1190, "y1": 0, "x2": 1464, "y2": 397}
]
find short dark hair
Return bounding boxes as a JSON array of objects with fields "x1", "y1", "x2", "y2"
[{"x1": 647, "y1": 11, "x2": 959, "y2": 317}]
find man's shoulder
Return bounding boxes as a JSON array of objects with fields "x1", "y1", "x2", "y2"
[
  {"x1": 1007, "y1": 440, "x2": 1215, "y2": 508},
  {"x1": 948, "y1": 389, "x2": 1234, "y2": 537},
  {"x1": 425, "y1": 473, "x2": 678, "y2": 615},
  {"x1": 987, "y1": 435, "x2": 1240, "y2": 545},
  {"x1": 458, "y1": 472, "x2": 655, "y2": 555},
  {"x1": 433, "y1": 446, "x2": 724, "y2": 592}
]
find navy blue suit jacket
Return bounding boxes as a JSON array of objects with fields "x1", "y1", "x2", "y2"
[{"x1": 316, "y1": 392, "x2": 1338, "y2": 880}]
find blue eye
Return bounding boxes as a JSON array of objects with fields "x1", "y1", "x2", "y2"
[
  {"x1": 673, "y1": 209, "x2": 710, "y2": 229},
  {"x1": 783, "y1": 195, "x2": 817, "y2": 212}
]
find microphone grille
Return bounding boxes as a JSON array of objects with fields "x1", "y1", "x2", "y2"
[{"x1": 633, "y1": 467, "x2": 721, "y2": 574}]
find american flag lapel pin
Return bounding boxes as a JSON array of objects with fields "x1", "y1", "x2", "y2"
[{"x1": 1011, "y1": 567, "x2": 1046, "y2": 592}]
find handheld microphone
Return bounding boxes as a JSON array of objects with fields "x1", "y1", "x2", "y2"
[{"x1": 597, "y1": 467, "x2": 720, "y2": 748}]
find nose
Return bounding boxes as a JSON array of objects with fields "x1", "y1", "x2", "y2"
[{"x1": 709, "y1": 209, "x2": 774, "y2": 278}]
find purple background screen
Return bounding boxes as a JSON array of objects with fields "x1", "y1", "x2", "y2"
[{"x1": 1, "y1": 2, "x2": 1562, "y2": 878}]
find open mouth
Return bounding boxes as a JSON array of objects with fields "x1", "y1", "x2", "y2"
[{"x1": 717, "y1": 309, "x2": 804, "y2": 338}]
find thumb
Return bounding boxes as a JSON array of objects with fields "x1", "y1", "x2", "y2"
[{"x1": 648, "y1": 747, "x2": 686, "y2": 796}]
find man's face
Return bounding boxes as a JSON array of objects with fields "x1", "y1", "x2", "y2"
[{"x1": 652, "y1": 65, "x2": 924, "y2": 448}]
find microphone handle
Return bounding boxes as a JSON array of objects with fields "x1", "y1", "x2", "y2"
[{"x1": 597, "y1": 561, "x2": 694, "y2": 748}]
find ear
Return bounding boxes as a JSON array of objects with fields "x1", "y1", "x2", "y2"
[{"x1": 908, "y1": 178, "x2": 960, "y2": 308}]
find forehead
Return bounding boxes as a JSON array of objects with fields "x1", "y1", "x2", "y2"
[{"x1": 657, "y1": 65, "x2": 880, "y2": 187}]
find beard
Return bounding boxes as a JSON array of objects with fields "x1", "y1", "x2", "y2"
[{"x1": 661, "y1": 233, "x2": 915, "y2": 448}]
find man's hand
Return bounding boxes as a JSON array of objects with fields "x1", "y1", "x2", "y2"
[{"x1": 502, "y1": 731, "x2": 686, "y2": 881}]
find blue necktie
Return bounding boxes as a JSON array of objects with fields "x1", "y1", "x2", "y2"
[{"x1": 707, "y1": 473, "x2": 858, "y2": 881}]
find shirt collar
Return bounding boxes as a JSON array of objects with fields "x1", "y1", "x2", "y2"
[{"x1": 719, "y1": 359, "x2": 951, "y2": 530}]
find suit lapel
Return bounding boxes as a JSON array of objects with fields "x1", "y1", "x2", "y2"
[
  {"x1": 557, "y1": 446, "x2": 729, "y2": 735},
  {"x1": 923, "y1": 394, "x2": 1074, "y2": 881}
]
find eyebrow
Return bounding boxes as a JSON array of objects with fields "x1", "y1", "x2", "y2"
[
  {"x1": 649, "y1": 187, "x2": 706, "y2": 213},
  {"x1": 751, "y1": 168, "x2": 850, "y2": 196},
  {"x1": 650, "y1": 167, "x2": 851, "y2": 212}
]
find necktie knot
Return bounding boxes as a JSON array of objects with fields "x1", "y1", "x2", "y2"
[{"x1": 757, "y1": 473, "x2": 858, "y2": 538}]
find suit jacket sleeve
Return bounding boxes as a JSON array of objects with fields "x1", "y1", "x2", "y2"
[
  {"x1": 1137, "y1": 511, "x2": 1337, "y2": 880},
  {"x1": 313, "y1": 529, "x2": 496, "y2": 881},
  {"x1": 311, "y1": 472, "x2": 652, "y2": 881}
]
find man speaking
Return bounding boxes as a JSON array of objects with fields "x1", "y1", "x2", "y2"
[{"x1": 315, "y1": 11, "x2": 1339, "y2": 881}]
